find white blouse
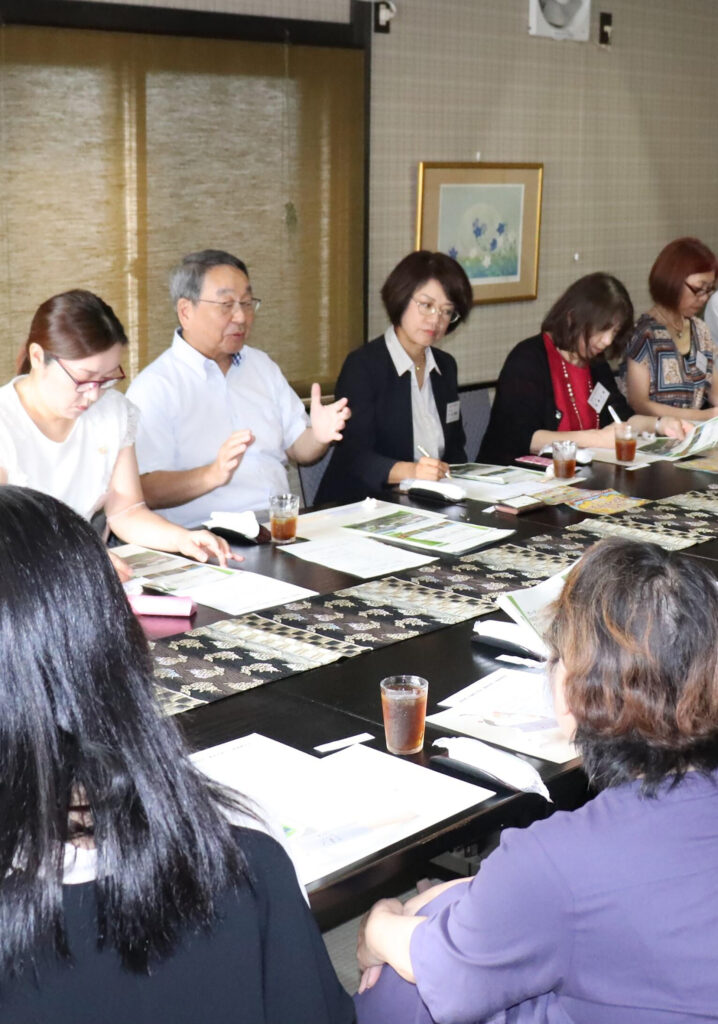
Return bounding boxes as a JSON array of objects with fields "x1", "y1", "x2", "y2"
[
  {"x1": 0, "y1": 379, "x2": 138, "y2": 520},
  {"x1": 384, "y1": 326, "x2": 445, "y2": 460}
]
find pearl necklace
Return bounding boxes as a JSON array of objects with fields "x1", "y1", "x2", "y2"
[{"x1": 559, "y1": 357, "x2": 598, "y2": 430}]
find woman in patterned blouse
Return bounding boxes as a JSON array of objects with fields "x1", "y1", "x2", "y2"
[{"x1": 623, "y1": 237, "x2": 718, "y2": 421}]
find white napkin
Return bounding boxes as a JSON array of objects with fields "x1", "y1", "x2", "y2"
[
  {"x1": 203, "y1": 510, "x2": 260, "y2": 539},
  {"x1": 433, "y1": 736, "x2": 552, "y2": 801}
]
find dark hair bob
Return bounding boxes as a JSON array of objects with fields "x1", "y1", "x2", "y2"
[
  {"x1": 541, "y1": 272, "x2": 634, "y2": 360},
  {"x1": 381, "y1": 250, "x2": 473, "y2": 335},
  {"x1": 17, "y1": 290, "x2": 127, "y2": 375},
  {"x1": 648, "y1": 237, "x2": 718, "y2": 312}
]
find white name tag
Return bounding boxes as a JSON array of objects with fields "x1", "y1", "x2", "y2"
[
  {"x1": 696, "y1": 350, "x2": 708, "y2": 374},
  {"x1": 446, "y1": 400, "x2": 461, "y2": 424},
  {"x1": 588, "y1": 382, "x2": 610, "y2": 413}
]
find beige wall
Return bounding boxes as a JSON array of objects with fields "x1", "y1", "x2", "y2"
[
  {"x1": 368, "y1": 0, "x2": 718, "y2": 382},
  {"x1": 24, "y1": 0, "x2": 718, "y2": 383}
]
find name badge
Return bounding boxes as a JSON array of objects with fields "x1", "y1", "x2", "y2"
[
  {"x1": 446, "y1": 400, "x2": 461, "y2": 424},
  {"x1": 588, "y1": 382, "x2": 610, "y2": 413},
  {"x1": 696, "y1": 350, "x2": 708, "y2": 374}
]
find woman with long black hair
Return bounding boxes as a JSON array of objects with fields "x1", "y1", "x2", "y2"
[{"x1": 0, "y1": 485, "x2": 354, "y2": 1023}]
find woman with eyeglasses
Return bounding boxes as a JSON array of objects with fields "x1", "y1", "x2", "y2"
[
  {"x1": 0, "y1": 290, "x2": 238, "y2": 578},
  {"x1": 0, "y1": 485, "x2": 354, "y2": 1023},
  {"x1": 479, "y1": 272, "x2": 690, "y2": 466},
  {"x1": 623, "y1": 237, "x2": 718, "y2": 421},
  {"x1": 355, "y1": 538, "x2": 718, "y2": 1023},
  {"x1": 315, "y1": 250, "x2": 472, "y2": 505}
]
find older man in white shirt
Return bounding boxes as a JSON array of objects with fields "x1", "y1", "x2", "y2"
[{"x1": 127, "y1": 250, "x2": 350, "y2": 526}]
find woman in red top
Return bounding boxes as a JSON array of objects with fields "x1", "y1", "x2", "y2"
[{"x1": 479, "y1": 273, "x2": 690, "y2": 465}]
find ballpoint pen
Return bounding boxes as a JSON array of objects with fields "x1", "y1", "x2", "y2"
[{"x1": 417, "y1": 444, "x2": 452, "y2": 477}]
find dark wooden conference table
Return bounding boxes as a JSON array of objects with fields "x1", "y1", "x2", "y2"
[{"x1": 162, "y1": 456, "x2": 718, "y2": 931}]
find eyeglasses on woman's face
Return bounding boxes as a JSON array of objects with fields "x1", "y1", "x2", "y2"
[
  {"x1": 410, "y1": 297, "x2": 460, "y2": 324},
  {"x1": 684, "y1": 280, "x2": 716, "y2": 299},
  {"x1": 54, "y1": 357, "x2": 126, "y2": 393}
]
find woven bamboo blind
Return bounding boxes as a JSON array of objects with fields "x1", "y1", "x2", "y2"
[{"x1": 0, "y1": 25, "x2": 365, "y2": 394}]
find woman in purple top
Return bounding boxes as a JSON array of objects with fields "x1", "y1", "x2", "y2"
[{"x1": 356, "y1": 538, "x2": 718, "y2": 1023}]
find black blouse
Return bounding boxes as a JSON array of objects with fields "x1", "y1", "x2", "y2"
[
  {"x1": 0, "y1": 828, "x2": 355, "y2": 1024},
  {"x1": 479, "y1": 335, "x2": 632, "y2": 465}
]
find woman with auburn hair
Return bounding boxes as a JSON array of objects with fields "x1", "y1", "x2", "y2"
[
  {"x1": 0, "y1": 290, "x2": 238, "y2": 578},
  {"x1": 479, "y1": 272, "x2": 690, "y2": 465},
  {"x1": 315, "y1": 250, "x2": 472, "y2": 504},
  {"x1": 355, "y1": 538, "x2": 718, "y2": 1023},
  {"x1": 623, "y1": 236, "x2": 718, "y2": 420},
  {"x1": 0, "y1": 485, "x2": 354, "y2": 1023}
]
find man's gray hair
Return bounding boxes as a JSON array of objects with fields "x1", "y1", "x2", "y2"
[{"x1": 169, "y1": 250, "x2": 249, "y2": 305}]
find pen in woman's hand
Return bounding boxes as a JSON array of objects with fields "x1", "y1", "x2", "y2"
[{"x1": 417, "y1": 445, "x2": 451, "y2": 478}]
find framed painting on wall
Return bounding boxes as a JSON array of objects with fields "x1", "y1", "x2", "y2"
[{"x1": 416, "y1": 162, "x2": 543, "y2": 305}]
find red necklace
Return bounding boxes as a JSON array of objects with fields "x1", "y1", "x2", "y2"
[{"x1": 559, "y1": 357, "x2": 598, "y2": 430}]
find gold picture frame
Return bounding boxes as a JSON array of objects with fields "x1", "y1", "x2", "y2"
[{"x1": 416, "y1": 162, "x2": 543, "y2": 305}]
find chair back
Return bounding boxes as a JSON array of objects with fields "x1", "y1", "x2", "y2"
[
  {"x1": 458, "y1": 386, "x2": 492, "y2": 461},
  {"x1": 298, "y1": 447, "x2": 334, "y2": 508}
]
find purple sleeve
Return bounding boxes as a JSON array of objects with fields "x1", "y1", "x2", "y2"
[{"x1": 410, "y1": 828, "x2": 572, "y2": 1022}]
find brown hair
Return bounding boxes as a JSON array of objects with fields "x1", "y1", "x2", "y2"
[
  {"x1": 541, "y1": 272, "x2": 634, "y2": 360},
  {"x1": 380, "y1": 250, "x2": 473, "y2": 335},
  {"x1": 548, "y1": 538, "x2": 718, "y2": 794},
  {"x1": 648, "y1": 237, "x2": 718, "y2": 312},
  {"x1": 17, "y1": 290, "x2": 128, "y2": 375}
]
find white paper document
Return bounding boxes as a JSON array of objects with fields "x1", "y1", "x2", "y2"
[
  {"x1": 455, "y1": 473, "x2": 584, "y2": 503},
  {"x1": 450, "y1": 463, "x2": 547, "y2": 486},
  {"x1": 281, "y1": 534, "x2": 435, "y2": 578},
  {"x1": 113, "y1": 544, "x2": 316, "y2": 615},
  {"x1": 496, "y1": 566, "x2": 572, "y2": 652},
  {"x1": 342, "y1": 507, "x2": 513, "y2": 555},
  {"x1": 295, "y1": 499, "x2": 427, "y2": 540},
  {"x1": 428, "y1": 668, "x2": 576, "y2": 764},
  {"x1": 587, "y1": 447, "x2": 656, "y2": 470},
  {"x1": 638, "y1": 416, "x2": 718, "y2": 460},
  {"x1": 292, "y1": 499, "x2": 513, "y2": 556},
  {"x1": 191, "y1": 733, "x2": 493, "y2": 887}
]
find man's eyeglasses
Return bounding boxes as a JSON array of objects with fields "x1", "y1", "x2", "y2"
[
  {"x1": 411, "y1": 298, "x2": 460, "y2": 324},
  {"x1": 197, "y1": 297, "x2": 262, "y2": 317},
  {"x1": 54, "y1": 357, "x2": 126, "y2": 393},
  {"x1": 684, "y1": 281, "x2": 716, "y2": 299}
]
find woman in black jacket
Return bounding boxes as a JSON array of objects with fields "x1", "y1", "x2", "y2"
[
  {"x1": 479, "y1": 272, "x2": 690, "y2": 465},
  {"x1": 316, "y1": 250, "x2": 472, "y2": 504}
]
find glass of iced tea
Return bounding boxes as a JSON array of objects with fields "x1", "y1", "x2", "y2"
[
  {"x1": 269, "y1": 493, "x2": 300, "y2": 544},
  {"x1": 614, "y1": 422, "x2": 636, "y2": 463},
  {"x1": 552, "y1": 440, "x2": 576, "y2": 479},
  {"x1": 380, "y1": 675, "x2": 428, "y2": 756}
]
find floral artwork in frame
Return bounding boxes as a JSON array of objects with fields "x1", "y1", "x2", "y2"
[{"x1": 416, "y1": 162, "x2": 543, "y2": 305}]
